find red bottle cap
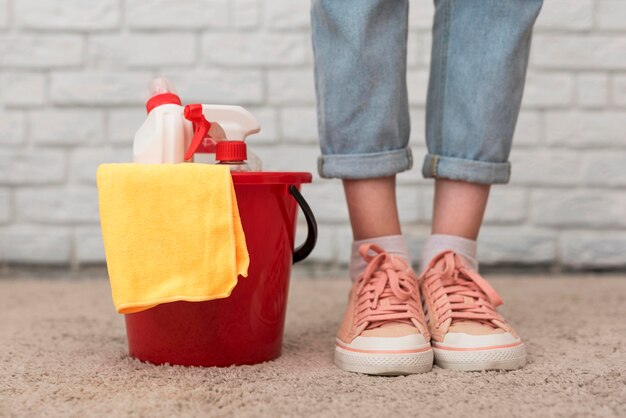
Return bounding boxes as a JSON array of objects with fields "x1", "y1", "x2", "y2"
[
  {"x1": 216, "y1": 141, "x2": 247, "y2": 162},
  {"x1": 145, "y1": 93, "x2": 181, "y2": 114}
]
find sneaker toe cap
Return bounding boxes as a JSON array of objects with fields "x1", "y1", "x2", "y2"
[
  {"x1": 344, "y1": 333, "x2": 429, "y2": 352},
  {"x1": 438, "y1": 332, "x2": 521, "y2": 349}
]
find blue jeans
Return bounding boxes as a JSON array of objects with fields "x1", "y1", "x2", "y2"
[{"x1": 311, "y1": 0, "x2": 543, "y2": 184}]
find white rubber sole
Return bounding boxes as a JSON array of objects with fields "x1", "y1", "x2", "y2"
[
  {"x1": 432, "y1": 341, "x2": 527, "y2": 371},
  {"x1": 334, "y1": 342, "x2": 434, "y2": 375}
]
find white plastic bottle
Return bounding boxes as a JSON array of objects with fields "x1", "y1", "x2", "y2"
[
  {"x1": 133, "y1": 78, "x2": 193, "y2": 164},
  {"x1": 185, "y1": 105, "x2": 263, "y2": 171}
]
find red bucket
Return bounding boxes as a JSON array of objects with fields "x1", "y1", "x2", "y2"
[{"x1": 123, "y1": 172, "x2": 316, "y2": 367}]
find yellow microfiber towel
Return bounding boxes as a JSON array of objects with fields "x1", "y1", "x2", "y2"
[{"x1": 96, "y1": 163, "x2": 249, "y2": 314}]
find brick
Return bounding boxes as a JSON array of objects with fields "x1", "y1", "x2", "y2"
[
  {"x1": 533, "y1": 35, "x2": 626, "y2": 70},
  {"x1": 596, "y1": 0, "x2": 626, "y2": 31},
  {"x1": 576, "y1": 73, "x2": 608, "y2": 108},
  {"x1": 406, "y1": 32, "x2": 420, "y2": 68},
  {"x1": 2, "y1": 226, "x2": 71, "y2": 264},
  {"x1": 510, "y1": 149, "x2": 581, "y2": 186},
  {"x1": 265, "y1": 0, "x2": 309, "y2": 30},
  {"x1": 127, "y1": 0, "x2": 230, "y2": 29},
  {"x1": 30, "y1": 110, "x2": 104, "y2": 146},
  {"x1": 0, "y1": 35, "x2": 83, "y2": 68},
  {"x1": 396, "y1": 145, "x2": 429, "y2": 185},
  {"x1": 530, "y1": 189, "x2": 626, "y2": 228},
  {"x1": 15, "y1": 0, "x2": 119, "y2": 30},
  {"x1": 50, "y1": 72, "x2": 150, "y2": 105},
  {"x1": 403, "y1": 224, "x2": 434, "y2": 266},
  {"x1": 513, "y1": 111, "x2": 541, "y2": 146},
  {"x1": 478, "y1": 227, "x2": 556, "y2": 265},
  {"x1": 89, "y1": 34, "x2": 195, "y2": 68},
  {"x1": 407, "y1": 70, "x2": 429, "y2": 106},
  {"x1": 16, "y1": 187, "x2": 99, "y2": 224},
  {"x1": 281, "y1": 106, "x2": 318, "y2": 144},
  {"x1": 417, "y1": 187, "x2": 527, "y2": 224},
  {"x1": 203, "y1": 33, "x2": 307, "y2": 66},
  {"x1": 420, "y1": 33, "x2": 433, "y2": 67},
  {"x1": 0, "y1": 189, "x2": 10, "y2": 224},
  {"x1": 0, "y1": 111, "x2": 25, "y2": 146},
  {"x1": 408, "y1": 108, "x2": 426, "y2": 145},
  {"x1": 234, "y1": 0, "x2": 260, "y2": 29},
  {"x1": 301, "y1": 181, "x2": 348, "y2": 223},
  {"x1": 484, "y1": 188, "x2": 527, "y2": 224},
  {"x1": 522, "y1": 73, "x2": 574, "y2": 107},
  {"x1": 75, "y1": 227, "x2": 105, "y2": 264},
  {"x1": 408, "y1": 0, "x2": 434, "y2": 30},
  {"x1": 71, "y1": 148, "x2": 131, "y2": 184},
  {"x1": 397, "y1": 185, "x2": 419, "y2": 223},
  {"x1": 581, "y1": 151, "x2": 626, "y2": 187},
  {"x1": 0, "y1": 0, "x2": 7, "y2": 28},
  {"x1": 0, "y1": 150, "x2": 66, "y2": 185},
  {"x1": 109, "y1": 108, "x2": 146, "y2": 145},
  {"x1": 561, "y1": 231, "x2": 626, "y2": 269},
  {"x1": 169, "y1": 70, "x2": 263, "y2": 105},
  {"x1": 613, "y1": 75, "x2": 626, "y2": 107},
  {"x1": 545, "y1": 111, "x2": 626, "y2": 147},
  {"x1": 335, "y1": 225, "x2": 353, "y2": 265},
  {"x1": 535, "y1": 0, "x2": 593, "y2": 31},
  {"x1": 295, "y1": 223, "x2": 336, "y2": 264},
  {"x1": 1, "y1": 73, "x2": 46, "y2": 106},
  {"x1": 268, "y1": 69, "x2": 316, "y2": 104},
  {"x1": 246, "y1": 107, "x2": 278, "y2": 144},
  {"x1": 253, "y1": 145, "x2": 318, "y2": 175}
]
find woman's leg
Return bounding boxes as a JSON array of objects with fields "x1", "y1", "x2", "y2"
[
  {"x1": 312, "y1": 0, "x2": 433, "y2": 376},
  {"x1": 419, "y1": 0, "x2": 543, "y2": 371},
  {"x1": 311, "y1": 0, "x2": 413, "y2": 275},
  {"x1": 420, "y1": 0, "x2": 543, "y2": 272},
  {"x1": 419, "y1": 178, "x2": 489, "y2": 272},
  {"x1": 343, "y1": 177, "x2": 401, "y2": 240}
]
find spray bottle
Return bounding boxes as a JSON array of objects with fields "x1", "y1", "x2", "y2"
[
  {"x1": 184, "y1": 105, "x2": 262, "y2": 171},
  {"x1": 133, "y1": 78, "x2": 193, "y2": 164}
]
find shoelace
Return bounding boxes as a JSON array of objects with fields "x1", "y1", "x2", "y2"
[
  {"x1": 420, "y1": 250, "x2": 505, "y2": 329},
  {"x1": 354, "y1": 244, "x2": 425, "y2": 331}
]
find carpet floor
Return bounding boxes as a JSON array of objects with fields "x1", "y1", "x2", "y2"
[{"x1": 0, "y1": 275, "x2": 625, "y2": 417}]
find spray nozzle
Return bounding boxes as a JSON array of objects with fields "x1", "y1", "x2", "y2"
[{"x1": 183, "y1": 104, "x2": 212, "y2": 161}]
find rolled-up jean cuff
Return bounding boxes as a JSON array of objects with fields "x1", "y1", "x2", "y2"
[
  {"x1": 318, "y1": 147, "x2": 413, "y2": 179},
  {"x1": 422, "y1": 154, "x2": 511, "y2": 184}
]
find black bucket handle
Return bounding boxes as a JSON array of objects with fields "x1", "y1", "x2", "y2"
[{"x1": 289, "y1": 185, "x2": 317, "y2": 264}]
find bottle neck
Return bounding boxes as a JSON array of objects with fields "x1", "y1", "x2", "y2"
[{"x1": 217, "y1": 160, "x2": 246, "y2": 165}]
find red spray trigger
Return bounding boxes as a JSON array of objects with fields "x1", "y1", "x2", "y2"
[{"x1": 184, "y1": 104, "x2": 211, "y2": 160}]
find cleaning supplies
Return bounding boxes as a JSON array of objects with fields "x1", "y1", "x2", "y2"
[
  {"x1": 97, "y1": 163, "x2": 249, "y2": 314},
  {"x1": 133, "y1": 77, "x2": 262, "y2": 169},
  {"x1": 185, "y1": 105, "x2": 263, "y2": 170},
  {"x1": 133, "y1": 78, "x2": 193, "y2": 164}
]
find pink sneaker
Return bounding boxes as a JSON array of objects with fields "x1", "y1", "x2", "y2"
[
  {"x1": 420, "y1": 251, "x2": 527, "y2": 371},
  {"x1": 334, "y1": 244, "x2": 433, "y2": 375}
]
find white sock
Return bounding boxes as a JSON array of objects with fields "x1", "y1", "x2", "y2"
[
  {"x1": 349, "y1": 234, "x2": 411, "y2": 281},
  {"x1": 419, "y1": 234, "x2": 478, "y2": 273}
]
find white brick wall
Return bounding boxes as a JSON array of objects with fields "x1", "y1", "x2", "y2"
[{"x1": 1, "y1": 0, "x2": 625, "y2": 271}]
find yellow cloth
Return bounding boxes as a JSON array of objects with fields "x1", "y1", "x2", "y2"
[{"x1": 97, "y1": 163, "x2": 249, "y2": 314}]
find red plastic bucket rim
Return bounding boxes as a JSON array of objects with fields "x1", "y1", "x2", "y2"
[{"x1": 231, "y1": 172, "x2": 312, "y2": 185}]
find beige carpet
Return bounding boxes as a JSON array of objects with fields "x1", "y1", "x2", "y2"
[{"x1": 0, "y1": 275, "x2": 625, "y2": 417}]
